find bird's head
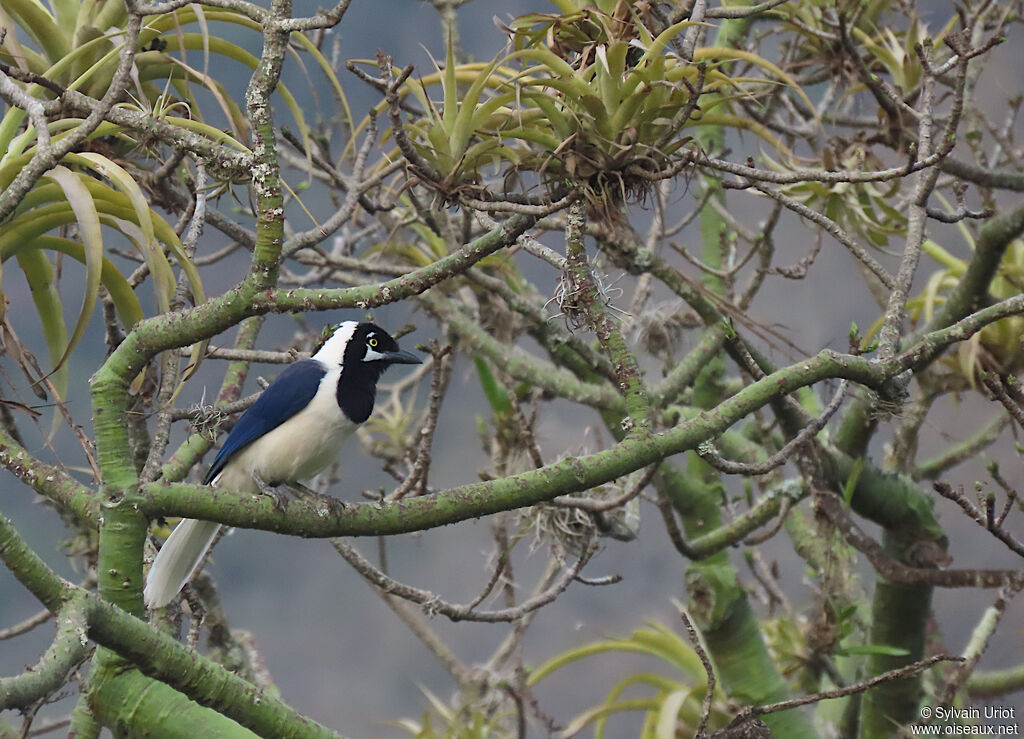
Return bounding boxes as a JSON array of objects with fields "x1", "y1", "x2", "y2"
[
  {"x1": 313, "y1": 320, "x2": 421, "y2": 370},
  {"x1": 315, "y1": 321, "x2": 421, "y2": 424}
]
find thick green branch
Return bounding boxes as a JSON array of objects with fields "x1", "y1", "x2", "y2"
[
  {"x1": 683, "y1": 485, "x2": 800, "y2": 557},
  {"x1": 0, "y1": 597, "x2": 90, "y2": 711},
  {"x1": 88, "y1": 657, "x2": 259, "y2": 739},
  {"x1": 0, "y1": 515, "x2": 341, "y2": 739},
  {"x1": 660, "y1": 458, "x2": 814, "y2": 736},
  {"x1": 144, "y1": 348, "x2": 885, "y2": 534},
  {"x1": 0, "y1": 426, "x2": 97, "y2": 523},
  {"x1": 906, "y1": 292, "x2": 1024, "y2": 371},
  {"x1": 859, "y1": 541, "x2": 933, "y2": 738},
  {"x1": 100, "y1": 213, "x2": 538, "y2": 389},
  {"x1": 940, "y1": 159, "x2": 1024, "y2": 192},
  {"x1": 243, "y1": 0, "x2": 292, "y2": 277},
  {"x1": 968, "y1": 662, "x2": 1024, "y2": 699}
]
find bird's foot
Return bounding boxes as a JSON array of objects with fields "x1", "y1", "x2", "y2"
[
  {"x1": 282, "y1": 482, "x2": 348, "y2": 515},
  {"x1": 252, "y1": 474, "x2": 288, "y2": 513},
  {"x1": 252, "y1": 475, "x2": 344, "y2": 514}
]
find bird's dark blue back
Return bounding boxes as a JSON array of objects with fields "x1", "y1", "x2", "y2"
[{"x1": 204, "y1": 359, "x2": 327, "y2": 484}]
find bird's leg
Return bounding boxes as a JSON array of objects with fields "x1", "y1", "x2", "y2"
[
  {"x1": 252, "y1": 475, "x2": 344, "y2": 514},
  {"x1": 285, "y1": 482, "x2": 350, "y2": 514},
  {"x1": 251, "y1": 473, "x2": 288, "y2": 512},
  {"x1": 281, "y1": 481, "x2": 352, "y2": 515},
  {"x1": 283, "y1": 481, "x2": 319, "y2": 500}
]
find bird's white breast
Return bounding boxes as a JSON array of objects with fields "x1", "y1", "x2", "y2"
[{"x1": 213, "y1": 364, "x2": 356, "y2": 494}]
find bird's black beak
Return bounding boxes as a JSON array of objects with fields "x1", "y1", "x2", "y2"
[{"x1": 383, "y1": 349, "x2": 422, "y2": 365}]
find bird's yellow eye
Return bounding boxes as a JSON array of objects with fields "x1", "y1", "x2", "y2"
[{"x1": 368, "y1": 337, "x2": 378, "y2": 347}]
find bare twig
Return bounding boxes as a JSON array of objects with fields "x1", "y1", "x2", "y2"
[
  {"x1": 704, "y1": 0, "x2": 791, "y2": 19},
  {"x1": 676, "y1": 603, "x2": 717, "y2": 739},
  {"x1": 550, "y1": 464, "x2": 656, "y2": 513},
  {"x1": 751, "y1": 185, "x2": 896, "y2": 290},
  {"x1": 936, "y1": 584, "x2": 1021, "y2": 707},
  {"x1": 933, "y1": 482, "x2": 1024, "y2": 559},
  {"x1": 817, "y1": 493, "x2": 1024, "y2": 588},
  {"x1": 980, "y1": 374, "x2": 1024, "y2": 432},
  {"x1": 0, "y1": 609, "x2": 52, "y2": 640},
  {"x1": 721, "y1": 654, "x2": 961, "y2": 731},
  {"x1": 655, "y1": 488, "x2": 701, "y2": 560},
  {"x1": 331, "y1": 535, "x2": 601, "y2": 622},
  {"x1": 698, "y1": 381, "x2": 848, "y2": 476},
  {"x1": 386, "y1": 342, "x2": 452, "y2": 500}
]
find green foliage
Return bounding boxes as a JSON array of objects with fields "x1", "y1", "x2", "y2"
[
  {"x1": 859, "y1": 229, "x2": 1024, "y2": 379},
  {"x1": 402, "y1": 38, "x2": 520, "y2": 191},
  {"x1": 0, "y1": 0, "x2": 348, "y2": 396},
  {"x1": 527, "y1": 621, "x2": 730, "y2": 738},
  {"x1": 842, "y1": 457, "x2": 863, "y2": 505},
  {"x1": 391, "y1": 687, "x2": 512, "y2": 739},
  {"x1": 768, "y1": 2, "x2": 958, "y2": 249},
  {"x1": 781, "y1": 0, "x2": 954, "y2": 96},
  {"x1": 914, "y1": 236, "x2": 1024, "y2": 377},
  {"x1": 368, "y1": 0, "x2": 804, "y2": 206},
  {"x1": 473, "y1": 355, "x2": 514, "y2": 418},
  {"x1": 772, "y1": 143, "x2": 908, "y2": 248}
]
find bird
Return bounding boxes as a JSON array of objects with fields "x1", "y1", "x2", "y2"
[{"x1": 143, "y1": 320, "x2": 421, "y2": 608}]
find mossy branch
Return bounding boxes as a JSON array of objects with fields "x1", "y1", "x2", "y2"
[
  {"x1": 0, "y1": 596, "x2": 90, "y2": 711},
  {"x1": 0, "y1": 514, "x2": 341, "y2": 739},
  {"x1": 563, "y1": 198, "x2": 652, "y2": 431}
]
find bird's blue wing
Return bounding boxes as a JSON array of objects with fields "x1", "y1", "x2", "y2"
[{"x1": 204, "y1": 359, "x2": 327, "y2": 484}]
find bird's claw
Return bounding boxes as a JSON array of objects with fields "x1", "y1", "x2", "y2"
[
  {"x1": 283, "y1": 482, "x2": 347, "y2": 515},
  {"x1": 284, "y1": 481, "x2": 320, "y2": 501},
  {"x1": 252, "y1": 474, "x2": 288, "y2": 513},
  {"x1": 251, "y1": 474, "x2": 345, "y2": 515}
]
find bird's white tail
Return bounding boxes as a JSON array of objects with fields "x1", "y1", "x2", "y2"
[{"x1": 144, "y1": 519, "x2": 221, "y2": 608}]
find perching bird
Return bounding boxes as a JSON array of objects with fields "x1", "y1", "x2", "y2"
[{"x1": 144, "y1": 320, "x2": 421, "y2": 608}]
